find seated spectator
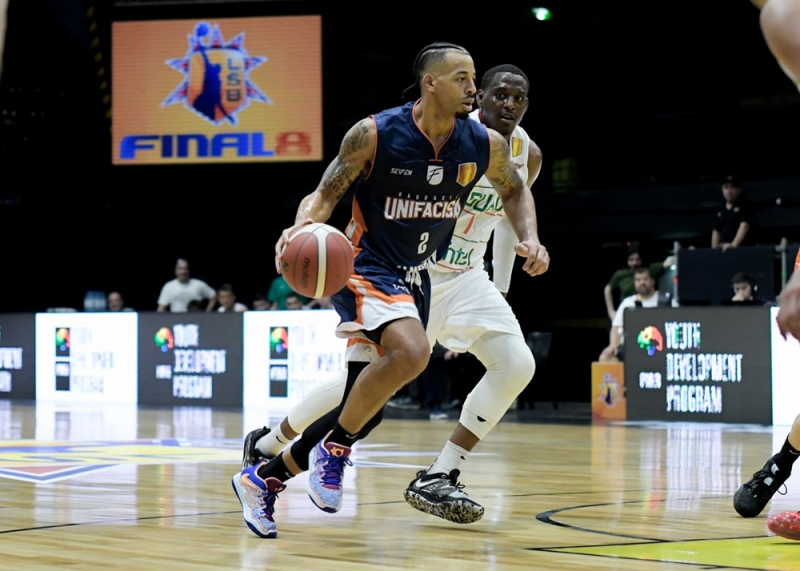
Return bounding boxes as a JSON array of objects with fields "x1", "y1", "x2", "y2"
[
  {"x1": 267, "y1": 274, "x2": 308, "y2": 310},
  {"x1": 604, "y1": 244, "x2": 675, "y2": 322},
  {"x1": 252, "y1": 293, "x2": 270, "y2": 310},
  {"x1": 285, "y1": 293, "x2": 305, "y2": 310},
  {"x1": 721, "y1": 272, "x2": 769, "y2": 306},
  {"x1": 600, "y1": 267, "x2": 669, "y2": 362},
  {"x1": 305, "y1": 296, "x2": 333, "y2": 309},
  {"x1": 217, "y1": 283, "x2": 248, "y2": 312},
  {"x1": 107, "y1": 291, "x2": 134, "y2": 312}
]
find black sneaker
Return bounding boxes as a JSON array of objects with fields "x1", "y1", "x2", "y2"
[
  {"x1": 733, "y1": 457, "x2": 790, "y2": 518},
  {"x1": 242, "y1": 426, "x2": 272, "y2": 469},
  {"x1": 403, "y1": 469, "x2": 484, "y2": 524}
]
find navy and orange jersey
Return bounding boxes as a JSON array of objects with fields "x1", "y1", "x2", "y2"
[{"x1": 344, "y1": 100, "x2": 491, "y2": 271}]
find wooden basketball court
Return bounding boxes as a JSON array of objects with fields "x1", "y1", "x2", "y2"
[{"x1": 0, "y1": 400, "x2": 796, "y2": 570}]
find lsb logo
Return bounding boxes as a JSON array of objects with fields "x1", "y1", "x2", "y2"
[{"x1": 163, "y1": 21, "x2": 270, "y2": 125}]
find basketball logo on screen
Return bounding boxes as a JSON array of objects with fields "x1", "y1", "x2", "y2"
[
  {"x1": 154, "y1": 327, "x2": 174, "y2": 353},
  {"x1": 637, "y1": 325, "x2": 664, "y2": 356},
  {"x1": 269, "y1": 327, "x2": 289, "y2": 359},
  {"x1": 162, "y1": 22, "x2": 271, "y2": 125}
]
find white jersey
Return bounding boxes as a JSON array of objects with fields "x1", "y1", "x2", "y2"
[{"x1": 431, "y1": 109, "x2": 531, "y2": 279}]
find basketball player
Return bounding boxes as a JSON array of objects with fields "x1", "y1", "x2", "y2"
[
  {"x1": 732, "y1": 1, "x2": 800, "y2": 531},
  {"x1": 232, "y1": 62, "x2": 546, "y2": 537},
  {"x1": 231, "y1": 45, "x2": 546, "y2": 539},
  {"x1": 751, "y1": 0, "x2": 800, "y2": 91},
  {"x1": 734, "y1": 249, "x2": 800, "y2": 524}
]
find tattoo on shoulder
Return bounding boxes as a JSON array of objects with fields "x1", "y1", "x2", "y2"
[{"x1": 341, "y1": 119, "x2": 372, "y2": 158}]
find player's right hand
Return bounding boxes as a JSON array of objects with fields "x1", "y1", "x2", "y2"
[{"x1": 274, "y1": 218, "x2": 315, "y2": 273}]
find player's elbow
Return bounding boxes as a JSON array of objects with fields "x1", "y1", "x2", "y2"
[{"x1": 761, "y1": 0, "x2": 800, "y2": 82}]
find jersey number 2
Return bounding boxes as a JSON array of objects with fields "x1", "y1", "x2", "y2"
[{"x1": 417, "y1": 232, "x2": 429, "y2": 254}]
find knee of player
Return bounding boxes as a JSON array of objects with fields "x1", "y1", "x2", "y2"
[
  {"x1": 391, "y1": 342, "x2": 430, "y2": 381},
  {"x1": 508, "y1": 348, "x2": 536, "y2": 389}
]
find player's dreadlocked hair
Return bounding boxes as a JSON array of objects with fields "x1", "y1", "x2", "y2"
[
  {"x1": 480, "y1": 64, "x2": 529, "y2": 92},
  {"x1": 401, "y1": 42, "x2": 471, "y2": 100}
]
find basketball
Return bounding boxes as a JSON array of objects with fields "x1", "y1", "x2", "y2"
[{"x1": 280, "y1": 223, "x2": 354, "y2": 299}]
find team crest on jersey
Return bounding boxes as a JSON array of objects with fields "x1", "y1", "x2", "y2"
[
  {"x1": 427, "y1": 165, "x2": 444, "y2": 186},
  {"x1": 456, "y1": 162, "x2": 477, "y2": 187},
  {"x1": 511, "y1": 136, "x2": 523, "y2": 158}
]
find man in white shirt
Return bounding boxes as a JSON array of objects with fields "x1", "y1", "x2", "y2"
[
  {"x1": 157, "y1": 259, "x2": 217, "y2": 312},
  {"x1": 217, "y1": 283, "x2": 248, "y2": 312},
  {"x1": 599, "y1": 266, "x2": 659, "y2": 362}
]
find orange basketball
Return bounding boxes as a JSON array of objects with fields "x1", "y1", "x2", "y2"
[{"x1": 280, "y1": 223, "x2": 354, "y2": 299}]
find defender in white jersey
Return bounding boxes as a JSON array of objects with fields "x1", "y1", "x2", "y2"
[{"x1": 237, "y1": 64, "x2": 547, "y2": 530}]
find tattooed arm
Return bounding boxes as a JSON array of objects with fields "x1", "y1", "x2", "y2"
[
  {"x1": 275, "y1": 118, "x2": 376, "y2": 272},
  {"x1": 484, "y1": 128, "x2": 549, "y2": 277},
  {"x1": 294, "y1": 118, "x2": 376, "y2": 225}
]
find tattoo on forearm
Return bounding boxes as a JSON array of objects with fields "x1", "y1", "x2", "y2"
[
  {"x1": 322, "y1": 157, "x2": 358, "y2": 200},
  {"x1": 320, "y1": 119, "x2": 371, "y2": 200},
  {"x1": 488, "y1": 141, "x2": 523, "y2": 197}
]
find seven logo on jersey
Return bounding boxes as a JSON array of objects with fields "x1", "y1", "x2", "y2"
[{"x1": 456, "y1": 163, "x2": 478, "y2": 187}]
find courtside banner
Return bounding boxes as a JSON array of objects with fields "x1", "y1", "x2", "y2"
[
  {"x1": 0, "y1": 314, "x2": 35, "y2": 400},
  {"x1": 35, "y1": 313, "x2": 138, "y2": 404},
  {"x1": 112, "y1": 16, "x2": 322, "y2": 164},
  {"x1": 624, "y1": 307, "x2": 772, "y2": 424},
  {"x1": 138, "y1": 313, "x2": 243, "y2": 407}
]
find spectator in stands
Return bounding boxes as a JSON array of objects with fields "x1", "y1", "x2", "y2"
[
  {"x1": 106, "y1": 291, "x2": 133, "y2": 312},
  {"x1": 267, "y1": 274, "x2": 308, "y2": 310},
  {"x1": 712, "y1": 175, "x2": 756, "y2": 251},
  {"x1": 305, "y1": 296, "x2": 334, "y2": 310},
  {"x1": 157, "y1": 258, "x2": 217, "y2": 313},
  {"x1": 217, "y1": 283, "x2": 248, "y2": 312},
  {"x1": 284, "y1": 293, "x2": 305, "y2": 310},
  {"x1": 252, "y1": 293, "x2": 270, "y2": 310},
  {"x1": 600, "y1": 266, "x2": 664, "y2": 362},
  {"x1": 722, "y1": 272, "x2": 770, "y2": 306},
  {"x1": 604, "y1": 244, "x2": 675, "y2": 321}
]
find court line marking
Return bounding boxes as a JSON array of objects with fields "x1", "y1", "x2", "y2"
[{"x1": 532, "y1": 496, "x2": 777, "y2": 571}]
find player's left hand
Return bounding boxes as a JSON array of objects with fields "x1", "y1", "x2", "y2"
[{"x1": 515, "y1": 240, "x2": 549, "y2": 277}]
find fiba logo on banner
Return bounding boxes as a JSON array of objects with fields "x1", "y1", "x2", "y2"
[
  {"x1": 153, "y1": 324, "x2": 227, "y2": 399},
  {"x1": 268, "y1": 326, "x2": 289, "y2": 397},
  {"x1": 162, "y1": 22, "x2": 271, "y2": 125}
]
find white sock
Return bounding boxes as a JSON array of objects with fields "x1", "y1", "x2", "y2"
[
  {"x1": 256, "y1": 426, "x2": 291, "y2": 457},
  {"x1": 428, "y1": 441, "x2": 470, "y2": 476}
]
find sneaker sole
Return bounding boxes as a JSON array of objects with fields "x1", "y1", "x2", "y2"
[
  {"x1": 307, "y1": 487, "x2": 342, "y2": 513},
  {"x1": 231, "y1": 474, "x2": 277, "y2": 538},
  {"x1": 733, "y1": 487, "x2": 768, "y2": 518},
  {"x1": 403, "y1": 489, "x2": 484, "y2": 524}
]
